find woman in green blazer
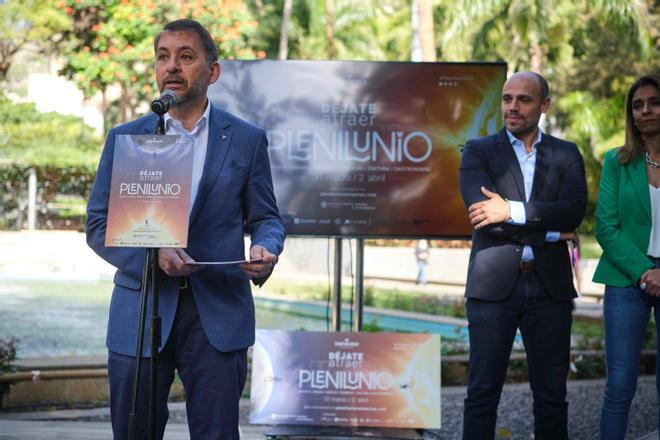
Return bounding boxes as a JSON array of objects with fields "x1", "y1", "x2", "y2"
[{"x1": 593, "y1": 75, "x2": 660, "y2": 439}]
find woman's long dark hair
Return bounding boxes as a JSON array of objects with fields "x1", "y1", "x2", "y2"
[{"x1": 617, "y1": 75, "x2": 660, "y2": 164}]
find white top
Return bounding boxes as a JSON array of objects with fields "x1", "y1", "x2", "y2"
[{"x1": 648, "y1": 185, "x2": 660, "y2": 257}]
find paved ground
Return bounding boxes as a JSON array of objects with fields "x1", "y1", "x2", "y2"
[{"x1": 1, "y1": 377, "x2": 658, "y2": 439}]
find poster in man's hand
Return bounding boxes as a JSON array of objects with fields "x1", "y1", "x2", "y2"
[{"x1": 105, "y1": 134, "x2": 193, "y2": 248}]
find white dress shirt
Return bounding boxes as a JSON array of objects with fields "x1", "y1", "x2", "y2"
[
  {"x1": 506, "y1": 129, "x2": 560, "y2": 262},
  {"x1": 163, "y1": 100, "x2": 211, "y2": 214}
]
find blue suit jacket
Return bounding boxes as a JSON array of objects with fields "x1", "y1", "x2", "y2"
[
  {"x1": 86, "y1": 105, "x2": 285, "y2": 356},
  {"x1": 459, "y1": 128, "x2": 587, "y2": 301}
]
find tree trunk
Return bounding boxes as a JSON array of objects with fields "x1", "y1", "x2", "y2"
[
  {"x1": 325, "y1": 0, "x2": 335, "y2": 60},
  {"x1": 417, "y1": 0, "x2": 436, "y2": 61},
  {"x1": 119, "y1": 82, "x2": 129, "y2": 124},
  {"x1": 254, "y1": 0, "x2": 265, "y2": 17},
  {"x1": 100, "y1": 89, "x2": 109, "y2": 135},
  {"x1": 0, "y1": 39, "x2": 21, "y2": 82},
  {"x1": 278, "y1": 0, "x2": 293, "y2": 60},
  {"x1": 530, "y1": 43, "x2": 544, "y2": 75}
]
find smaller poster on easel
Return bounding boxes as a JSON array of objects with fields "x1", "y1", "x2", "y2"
[
  {"x1": 250, "y1": 330, "x2": 441, "y2": 429},
  {"x1": 105, "y1": 134, "x2": 193, "y2": 248}
]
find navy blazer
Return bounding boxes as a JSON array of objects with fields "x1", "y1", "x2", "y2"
[
  {"x1": 86, "y1": 105, "x2": 286, "y2": 356},
  {"x1": 459, "y1": 128, "x2": 587, "y2": 301}
]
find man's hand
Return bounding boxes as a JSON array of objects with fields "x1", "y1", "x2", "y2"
[
  {"x1": 240, "y1": 245, "x2": 278, "y2": 280},
  {"x1": 159, "y1": 248, "x2": 203, "y2": 277},
  {"x1": 640, "y1": 269, "x2": 660, "y2": 297},
  {"x1": 468, "y1": 187, "x2": 511, "y2": 229}
]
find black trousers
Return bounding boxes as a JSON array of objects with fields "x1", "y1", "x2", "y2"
[
  {"x1": 462, "y1": 270, "x2": 572, "y2": 440},
  {"x1": 107, "y1": 288, "x2": 248, "y2": 440}
]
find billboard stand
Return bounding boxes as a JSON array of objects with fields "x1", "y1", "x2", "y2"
[
  {"x1": 353, "y1": 238, "x2": 364, "y2": 332},
  {"x1": 265, "y1": 425, "x2": 424, "y2": 439},
  {"x1": 332, "y1": 238, "x2": 343, "y2": 331},
  {"x1": 332, "y1": 237, "x2": 365, "y2": 332}
]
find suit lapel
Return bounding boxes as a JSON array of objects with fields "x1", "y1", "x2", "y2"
[
  {"x1": 141, "y1": 114, "x2": 159, "y2": 134},
  {"x1": 189, "y1": 106, "x2": 233, "y2": 226},
  {"x1": 495, "y1": 129, "x2": 526, "y2": 201},
  {"x1": 530, "y1": 134, "x2": 550, "y2": 200},
  {"x1": 627, "y1": 156, "x2": 652, "y2": 222}
]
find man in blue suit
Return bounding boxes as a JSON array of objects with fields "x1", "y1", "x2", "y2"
[
  {"x1": 459, "y1": 72, "x2": 587, "y2": 439},
  {"x1": 86, "y1": 19, "x2": 285, "y2": 439}
]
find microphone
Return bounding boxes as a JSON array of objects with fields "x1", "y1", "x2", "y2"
[{"x1": 151, "y1": 90, "x2": 178, "y2": 115}]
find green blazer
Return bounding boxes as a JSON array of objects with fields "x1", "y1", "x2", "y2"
[{"x1": 593, "y1": 148, "x2": 654, "y2": 287}]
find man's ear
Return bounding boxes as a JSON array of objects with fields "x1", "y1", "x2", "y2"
[
  {"x1": 540, "y1": 97, "x2": 550, "y2": 113},
  {"x1": 209, "y1": 62, "x2": 221, "y2": 85}
]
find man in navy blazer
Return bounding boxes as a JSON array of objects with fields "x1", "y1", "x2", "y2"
[
  {"x1": 459, "y1": 72, "x2": 587, "y2": 439},
  {"x1": 86, "y1": 19, "x2": 285, "y2": 439}
]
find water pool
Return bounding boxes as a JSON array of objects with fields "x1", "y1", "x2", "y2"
[{"x1": 0, "y1": 280, "x2": 466, "y2": 358}]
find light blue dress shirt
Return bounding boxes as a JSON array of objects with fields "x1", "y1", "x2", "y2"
[
  {"x1": 506, "y1": 129, "x2": 559, "y2": 262},
  {"x1": 164, "y1": 100, "x2": 211, "y2": 214}
]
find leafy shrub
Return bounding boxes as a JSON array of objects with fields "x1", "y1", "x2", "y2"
[
  {"x1": 0, "y1": 91, "x2": 101, "y2": 230},
  {"x1": 0, "y1": 337, "x2": 19, "y2": 404}
]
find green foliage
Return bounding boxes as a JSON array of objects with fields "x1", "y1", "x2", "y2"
[
  {"x1": 364, "y1": 289, "x2": 466, "y2": 318},
  {"x1": 58, "y1": 0, "x2": 263, "y2": 129},
  {"x1": 268, "y1": 279, "x2": 467, "y2": 318},
  {"x1": 571, "y1": 352, "x2": 606, "y2": 380},
  {"x1": 0, "y1": 337, "x2": 19, "y2": 405},
  {"x1": 0, "y1": 92, "x2": 101, "y2": 168},
  {"x1": 579, "y1": 234, "x2": 602, "y2": 260},
  {"x1": 571, "y1": 318, "x2": 606, "y2": 350},
  {"x1": 0, "y1": 90, "x2": 99, "y2": 229},
  {"x1": 0, "y1": 0, "x2": 70, "y2": 80},
  {"x1": 0, "y1": 164, "x2": 95, "y2": 230},
  {"x1": 643, "y1": 317, "x2": 657, "y2": 351},
  {"x1": 247, "y1": 0, "x2": 412, "y2": 61},
  {"x1": 361, "y1": 318, "x2": 383, "y2": 333}
]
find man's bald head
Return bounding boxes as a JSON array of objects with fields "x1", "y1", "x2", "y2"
[{"x1": 505, "y1": 71, "x2": 549, "y2": 101}]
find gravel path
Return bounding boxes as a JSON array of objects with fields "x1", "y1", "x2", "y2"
[{"x1": 431, "y1": 376, "x2": 658, "y2": 439}]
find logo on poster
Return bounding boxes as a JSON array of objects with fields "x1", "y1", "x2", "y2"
[
  {"x1": 268, "y1": 99, "x2": 433, "y2": 164},
  {"x1": 119, "y1": 182, "x2": 181, "y2": 197},
  {"x1": 328, "y1": 351, "x2": 364, "y2": 368},
  {"x1": 139, "y1": 170, "x2": 163, "y2": 181},
  {"x1": 334, "y1": 338, "x2": 360, "y2": 348},
  {"x1": 298, "y1": 369, "x2": 394, "y2": 391}
]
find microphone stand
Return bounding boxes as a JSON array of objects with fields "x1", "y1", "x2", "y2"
[{"x1": 127, "y1": 112, "x2": 165, "y2": 440}]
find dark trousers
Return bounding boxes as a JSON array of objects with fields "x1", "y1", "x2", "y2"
[
  {"x1": 462, "y1": 270, "x2": 572, "y2": 440},
  {"x1": 108, "y1": 288, "x2": 248, "y2": 440}
]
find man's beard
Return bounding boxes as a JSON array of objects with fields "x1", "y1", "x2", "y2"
[
  {"x1": 166, "y1": 77, "x2": 207, "y2": 108},
  {"x1": 173, "y1": 85, "x2": 202, "y2": 108}
]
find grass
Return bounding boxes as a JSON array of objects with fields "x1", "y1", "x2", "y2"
[{"x1": 579, "y1": 234, "x2": 602, "y2": 260}]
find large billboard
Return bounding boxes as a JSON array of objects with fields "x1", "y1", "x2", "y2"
[
  {"x1": 209, "y1": 60, "x2": 505, "y2": 238},
  {"x1": 250, "y1": 330, "x2": 441, "y2": 429}
]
